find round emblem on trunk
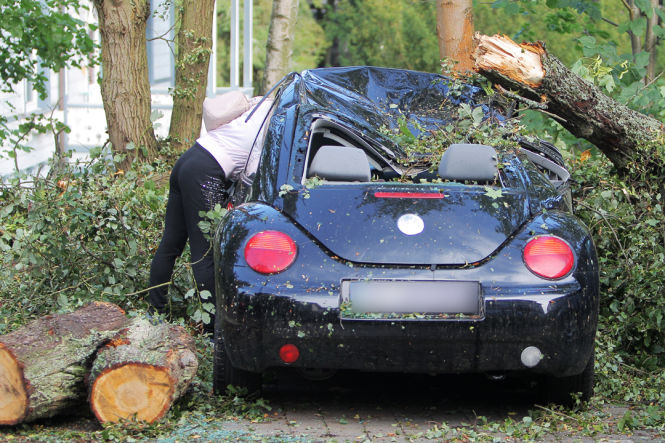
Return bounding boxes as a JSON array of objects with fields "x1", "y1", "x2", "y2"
[{"x1": 397, "y1": 213, "x2": 424, "y2": 235}]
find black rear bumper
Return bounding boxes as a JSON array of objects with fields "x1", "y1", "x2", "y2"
[{"x1": 219, "y1": 286, "x2": 597, "y2": 377}]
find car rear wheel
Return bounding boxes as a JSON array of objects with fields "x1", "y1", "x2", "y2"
[
  {"x1": 213, "y1": 330, "x2": 262, "y2": 396},
  {"x1": 543, "y1": 349, "x2": 595, "y2": 407}
]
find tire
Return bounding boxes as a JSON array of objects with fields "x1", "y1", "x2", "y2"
[
  {"x1": 543, "y1": 349, "x2": 595, "y2": 407},
  {"x1": 213, "y1": 327, "x2": 262, "y2": 396}
]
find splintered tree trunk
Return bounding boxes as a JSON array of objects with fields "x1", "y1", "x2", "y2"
[
  {"x1": 472, "y1": 34, "x2": 665, "y2": 171},
  {"x1": 93, "y1": 0, "x2": 158, "y2": 168},
  {"x1": 168, "y1": 0, "x2": 215, "y2": 151},
  {"x1": 263, "y1": 0, "x2": 299, "y2": 93},
  {"x1": 0, "y1": 302, "x2": 128, "y2": 425},
  {"x1": 88, "y1": 318, "x2": 198, "y2": 424},
  {"x1": 437, "y1": 0, "x2": 474, "y2": 73}
]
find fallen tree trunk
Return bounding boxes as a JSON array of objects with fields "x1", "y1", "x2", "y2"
[
  {"x1": 472, "y1": 33, "x2": 665, "y2": 171},
  {"x1": 0, "y1": 302, "x2": 128, "y2": 425},
  {"x1": 88, "y1": 317, "x2": 198, "y2": 424}
]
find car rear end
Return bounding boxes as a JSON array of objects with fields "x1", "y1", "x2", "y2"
[{"x1": 215, "y1": 179, "x2": 598, "y2": 379}]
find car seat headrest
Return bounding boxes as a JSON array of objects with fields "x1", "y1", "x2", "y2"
[
  {"x1": 308, "y1": 145, "x2": 371, "y2": 182},
  {"x1": 438, "y1": 143, "x2": 498, "y2": 182}
]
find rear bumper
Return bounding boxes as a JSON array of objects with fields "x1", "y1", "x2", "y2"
[{"x1": 219, "y1": 283, "x2": 597, "y2": 377}]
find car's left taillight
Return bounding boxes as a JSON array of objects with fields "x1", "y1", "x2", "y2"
[
  {"x1": 523, "y1": 236, "x2": 575, "y2": 279},
  {"x1": 244, "y1": 230, "x2": 297, "y2": 274}
]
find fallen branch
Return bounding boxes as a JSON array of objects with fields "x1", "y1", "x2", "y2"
[{"x1": 473, "y1": 33, "x2": 665, "y2": 171}]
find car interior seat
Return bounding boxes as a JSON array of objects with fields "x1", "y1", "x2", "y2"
[
  {"x1": 438, "y1": 143, "x2": 498, "y2": 182},
  {"x1": 307, "y1": 145, "x2": 371, "y2": 182}
]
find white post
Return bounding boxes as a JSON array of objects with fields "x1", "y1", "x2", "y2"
[
  {"x1": 208, "y1": 0, "x2": 218, "y2": 96},
  {"x1": 243, "y1": 0, "x2": 252, "y2": 89},
  {"x1": 230, "y1": 0, "x2": 240, "y2": 88}
]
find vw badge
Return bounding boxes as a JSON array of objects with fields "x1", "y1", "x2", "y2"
[{"x1": 397, "y1": 214, "x2": 424, "y2": 235}]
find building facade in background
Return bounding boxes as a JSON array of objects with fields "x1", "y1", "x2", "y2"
[{"x1": 0, "y1": 0, "x2": 253, "y2": 177}]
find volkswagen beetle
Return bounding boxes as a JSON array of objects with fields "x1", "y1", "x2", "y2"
[{"x1": 213, "y1": 66, "x2": 599, "y2": 405}]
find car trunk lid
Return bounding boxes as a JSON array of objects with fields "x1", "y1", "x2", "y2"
[{"x1": 280, "y1": 185, "x2": 529, "y2": 265}]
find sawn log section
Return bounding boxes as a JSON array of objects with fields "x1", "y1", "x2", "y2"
[
  {"x1": 88, "y1": 317, "x2": 198, "y2": 423},
  {"x1": 0, "y1": 302, "x2": 128, "y2": 425},
  {"x1": 0, "y1": 303, "x2": 198, "y2": 425}
]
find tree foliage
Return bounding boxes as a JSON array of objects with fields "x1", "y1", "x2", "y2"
[
  {"x1": 0, "y1": 0, "x2": 96, "y2": 175},
  {"x1": 320, "y1": 0, "x2": 440, "y2": 72},
  {"x1": 483, "y1": 1, "x2": 665, "y2": 367},
  {"x1": 0, "y1": 0, "x2": 96, "y2": 98}
]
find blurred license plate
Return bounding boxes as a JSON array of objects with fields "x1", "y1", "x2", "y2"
[{"x1": 341, "y1": 280, "x2": 481, "y2": 315}]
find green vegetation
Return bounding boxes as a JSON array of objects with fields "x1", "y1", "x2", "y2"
[
  {"x1": 1, "y1": 0, "x2": 665, "y2": 440},
  {"x1": 0, "y1": 0, "x2": 97, "y2": 173},
  {"x1": 0, "y1": 147, "x2": 214, "y2": 333}
]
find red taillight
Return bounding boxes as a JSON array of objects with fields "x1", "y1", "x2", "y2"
[
  {"x1": 524, "y1": 236, "x2": 575, "y2": 279},
  {"x1": 374, "y1": 192, "x2": 445, "y2": 199},
  {"x1": 244, "y1": 231, "x2": 297, "y2": 274},
  {"x1": 279, "y1": 344, "x2": 300, "y2": 364}
]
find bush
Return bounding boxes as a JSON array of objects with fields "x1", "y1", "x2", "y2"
[
  {"x1": 572, "y1": 144, "x2": 665, "y2": 369},
  {"x1": 0, "y1": 149, "x2": 204, "y2": 333}
]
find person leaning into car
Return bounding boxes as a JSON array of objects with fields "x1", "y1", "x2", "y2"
[{"x1": 148, "y1": 91, "x2": 273, "y2": 333}]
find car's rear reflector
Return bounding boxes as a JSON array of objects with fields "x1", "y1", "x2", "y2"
[
  {"x1": 244, "y1": 231, "x2": 297, "y2": 274},
  {"x1": 374, "y1": 192, "x2": 445, "y2": 199},
  {"x1": 523, "y1": 236, "x2": 574, "y2": 279},
  {"x1": 279, "y1": 344, "x2": 300, "y2": 364}
]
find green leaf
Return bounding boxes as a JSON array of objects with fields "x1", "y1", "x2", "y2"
[
  {"x1": 634, "y1": 51, "x2": 650, "y2": 68},
  {"x1": 57, "y1": 293, "x2": 69, "y2": 310},
  {"x1": 484, "y1": 186, "x2": 503, "y2": 200},
  {"x1": 471, "y1": 106, "x2": 485, "y2": 126},
  {"x1": 635, "y1": 0, "x2": 653, "y2": 17},
  {"x1": 629, "y1": 17, "x2": 647, "y2": 38},
  {"x1": 200, "y1": 290, "x2": 212, "y2": 300}
]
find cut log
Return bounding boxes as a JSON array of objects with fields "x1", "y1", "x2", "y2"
[
  {"x1": 88, "y1": 317, "x2": 198, "y2": 423},
  {"x1": 0, "y1": 302, "x2": 128, "y2": 425},
  {"x1": 472, "y1": 33, "x2": 665, "y2": 171}
]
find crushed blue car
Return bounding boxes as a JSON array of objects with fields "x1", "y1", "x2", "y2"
[{"x1": 213, "y1": 66, "x2": 599, "y2": 406}]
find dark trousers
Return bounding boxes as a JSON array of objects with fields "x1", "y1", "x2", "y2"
[{"x1": 148, "y1": 143, "x2": 229, "y2": 331}]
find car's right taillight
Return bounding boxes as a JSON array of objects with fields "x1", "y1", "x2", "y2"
[
  {"x1": 523, "y1": 236, "x2": 574, "y2": 279},
  {"x1": 244, "y1": 230, "x2": 297, "y2": 274}
]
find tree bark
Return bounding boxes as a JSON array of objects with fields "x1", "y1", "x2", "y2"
[
  {"x1": 88, "y1": 317, "x2": 198, "y2": 424},
  {"x1": 472, "y1": 33, "x2": 664, "y2": 171},
  {"x1": 263, "y1": 0, "x2": 299, "y2": 93},
  {"x1": 624, "y1": 0, "x2": 643, "y2": 60},
  {"x1": 93, "y1": 0, "x2": 158, "y2": 169},
  {"x1": 645, "y1": 0, "x2": 661, "y2": 83},
  {"x1": 168, "y1": 0, "x2": 216, "y2": 152},
  {"x1": 0, "y1": 302, "x2": 128, "y2": 425},
  {"x1": 436, "y1": 0, "x2": 474, "y2": 73}
]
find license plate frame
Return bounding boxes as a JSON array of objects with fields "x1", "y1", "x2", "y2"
[{"x1": 340, "y1": 279, "x2": 482, "y2": 320}]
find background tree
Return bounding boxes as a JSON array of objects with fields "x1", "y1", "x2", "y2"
[
  {"x1": 264, "y1": 0, "x2": 300, "y2": 92},
  {"x1": 437, "y1": 0, "x2": 475, "y2": 73},
  {"x1": 92, "y1": 0, "x2": 157, "y2": 169},
  {"x1": 168, "y1": 0, "x2": 216, "y2": 152},
  {"x1": 318, "y1": 0, "x2": 440, "y2": 72}
]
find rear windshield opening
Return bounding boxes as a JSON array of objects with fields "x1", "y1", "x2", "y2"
[{"x1": 303, "y1": 118, "x2": 502, "y2": 186}]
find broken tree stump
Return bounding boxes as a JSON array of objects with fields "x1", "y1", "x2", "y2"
[
  {"x1": 88, "y1": 317, "x2": 198, "y2": 424},
  {"x1": 472, "y1": 33, "x2": 665, "y2": 171},
  {"x1": 0, "y1": 302, "x2": 129, "y2": 425}
]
